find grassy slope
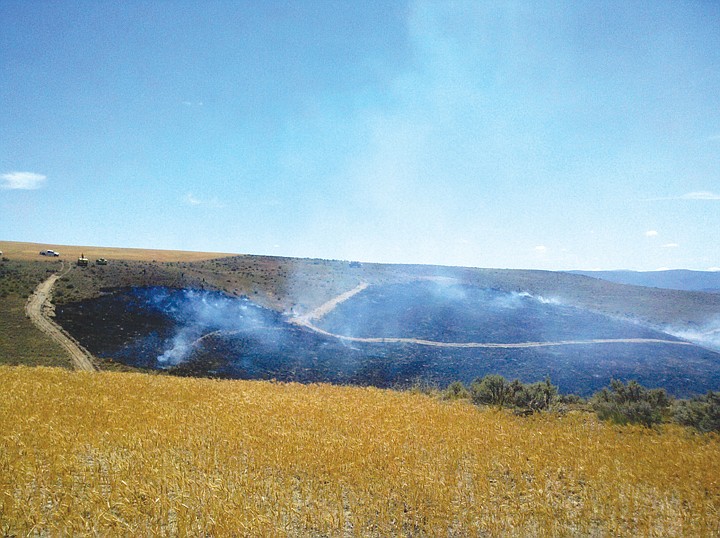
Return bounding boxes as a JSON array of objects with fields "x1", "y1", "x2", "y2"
[
  {"x1": 0, "y1": 259, "x2": 71, "y2": 367},
  {"x1": 0, "y1": 241, "x2": 235, "y2": 368},
  {"x1": 46, "y1": 254, "x2": 720, "y2": 328},
  {"x1": 6, "y1": 239, "x2": 720, "y2": 326},
  {"x1": 0, "y1": 296, "x2": 70, "y2": 367},
  {"x1": 1, "y1": 366, "x2": 718, "y2": 537}
]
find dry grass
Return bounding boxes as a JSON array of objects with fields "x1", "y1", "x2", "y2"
[
  {"x1": 1, "y1": 366, "x2": 718, "y2": 536},
  {"x1": 0, "y1": 240, "x2": 234, "y2": 263}
]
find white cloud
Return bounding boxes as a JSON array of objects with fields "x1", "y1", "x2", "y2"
[
  {"x1": 1, "y1": 171, "x2": 47, "y2": 190},
  {"x1": 707, "y1": 267, "x2": 720, "y2": 272},
  {"x1": 184, "y1": 193, "x2": 202, "y2": 206},
  {"x1": 662, "y1": 243, "x2": 679, "y2": 248},
  {"x1": 680, "y1": 191, "x2": 720, "y2": 200},
  {"x1": 644, "y1": 230, "x2": 658, "y2": 237},
  {"x1": 534, "y1": 245, "x2": 547, "y2": 252}
]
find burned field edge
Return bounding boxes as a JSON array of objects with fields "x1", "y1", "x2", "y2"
[
  {"x1": 3, "y1": 251, "x2": 720, "y2": 398},
  {"x1": 53, "y1": 278, "x2": 720, "y2": 398}
]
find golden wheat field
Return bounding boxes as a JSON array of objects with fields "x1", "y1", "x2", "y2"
[
  {"x1": 1, "y1": 366, "x2": 718, "y2": 537},
  {"x1": 0, "y1": 240, "x2": 233, "y2": 263}
]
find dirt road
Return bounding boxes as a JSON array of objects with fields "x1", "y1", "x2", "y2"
[
  {"x1": 25, "y1": 267, "x2": 97, "y2": 371},
  {"x1": 297, "y1": 282, "x2": 369, "y2": 323},
  {"x1": 290, "y1": 284, "x2": 696, "y2": 350}
]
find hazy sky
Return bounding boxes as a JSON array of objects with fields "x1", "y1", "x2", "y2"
[{"x1": 2, "y1": 1, "x2": 719, "y2": 270}]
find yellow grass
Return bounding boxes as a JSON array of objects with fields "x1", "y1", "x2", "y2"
[
  {"x1": 0, "y1": 240, "x2": 234, "y2": 263},
  {"x1": 1, "y1": 366, "x2": 718, "y2": 537}
]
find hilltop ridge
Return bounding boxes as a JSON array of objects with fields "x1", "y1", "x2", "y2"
[{"x1": 3, "y1": 240, "x2": 720, "y2": 396}]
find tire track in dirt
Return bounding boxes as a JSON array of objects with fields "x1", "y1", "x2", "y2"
[
  {"x1": 25, "y1": 266, "x2": 97, "y2": 371},
  {"x1": 301, "y1": 282, "x2": 370, "y2": 322},
  {"x1": 289, "y1": 284, "x2": 696, "y2": 350}
]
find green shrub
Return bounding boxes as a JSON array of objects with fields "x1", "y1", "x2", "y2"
[
  {"x1": 512, "y1": 378, "x2": 558, "y2": 412},
  {"x1": 559, "y1": 393, "x2": 584, "y2": 405},
  {"x1": 470, "y1": 375, "x2": 558, "y2": 412},
  {"x1": 674, "y1": 391, "x2": 720, "y2": 433},
  {"x1": 443, "y1": 381, "x2": 469, "y2": 400},
  {"x1": 470, "y1": 374, "x2": 514, "y2": 407},
  {"x1": 591, "y1": 380, "x2": 671, "y2": 427}
]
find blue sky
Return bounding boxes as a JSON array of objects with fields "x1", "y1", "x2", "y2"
[{"x1": 2, "y1": 1, "x2": 719, "y2": 270}]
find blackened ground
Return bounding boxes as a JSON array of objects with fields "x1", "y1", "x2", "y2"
[
  {"x1": 315, "y1": 282, "x2": 684, "y2": 343},
  {"x1": 55, "y1": 288, "x2": 177, "y2": 368},
  {"x1": 54, "y1": 286, "x2": 720, "y2": 397}
]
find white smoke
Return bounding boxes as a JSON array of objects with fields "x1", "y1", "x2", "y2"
[
  {"x1": 158, "y1": 328, "x2": 198, "y2": 365},
  {"x1": 498, "y1": 291, "x2": 563, "y2": 308},
  {"x1": 150, "y1": 289, "x2": 278, "y2": 367},
  {"x1": 667, "y1": 318, "x2": 720, "y2": 352}
]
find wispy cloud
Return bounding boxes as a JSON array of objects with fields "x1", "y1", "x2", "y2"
[
  {"x1": 662, "y1": 243, "x2": 679, "y2": 248},
  {"x1": 183, "y1": 192, "x2": 224, "y2": 208},
  {"x1": 644, "y1": 230, "x2": 658, "y2": 237},
  {"x1": 182, "y1": 101, "x2": 204, "y2": 107},
  {"x1": 534, "y1": 245, "x2": 547, "y2": 252},
  {"x1": 1, "y1": 171, "x2": 47, "y2": 190},
  {"x1": 645, "y1": 191, "x2": 720, "y2": 201},
  {"x1": 679, "y1": 191, "x2": 720, "y2": 200}
]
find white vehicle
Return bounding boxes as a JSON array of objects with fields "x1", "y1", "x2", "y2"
[{"x1": 40, "y1": 250, "x2": 60, "y2": 257}]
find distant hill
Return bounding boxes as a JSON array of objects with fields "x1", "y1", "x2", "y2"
[{"x1": 569, "y1": 270, "x2": 720, "y2": 293}]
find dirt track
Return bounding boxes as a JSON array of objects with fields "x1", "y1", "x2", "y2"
[
  {"x1": 291, "y1": 285, "x2": 696, "y2": 350},
  {"x1": 300, "y1": 282, "x2": 369, "y2": 322},
  {"x1": 25, "y1": 267, "x2": 97, "y2": 371}
]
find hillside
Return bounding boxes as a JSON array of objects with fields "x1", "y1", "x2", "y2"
[
  {"x1": 1, "y1": 366, "x2": 718, "y2": 537},
  {"x1": 571, "y1": 269, "x2": 720, "y2": 293},
  {"x1": 3, "y1": 240, "x2": 720, "y2": 396},
  {"x1": 6, "y1": 240, "x2": 720, "y2": 327}
]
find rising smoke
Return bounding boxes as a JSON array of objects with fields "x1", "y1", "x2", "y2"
[
  {"x1": 132, "y1": 288, "x2": 280, "y2": 366},
  {"x1": 667, "y1": 318, "x2": 720, "y2": 352}
]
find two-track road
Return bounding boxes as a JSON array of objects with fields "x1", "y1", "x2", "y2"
[{"x1": 25, "y1": 265, "x2": 97, "y2": 371}]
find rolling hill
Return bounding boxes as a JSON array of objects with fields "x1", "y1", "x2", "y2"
[
  {"x1": 570, "y1": 269, "x2": 720, "y2": 293},
  {"x1": 3, "y1": 240, "x2": 720, "y2": 396}
]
